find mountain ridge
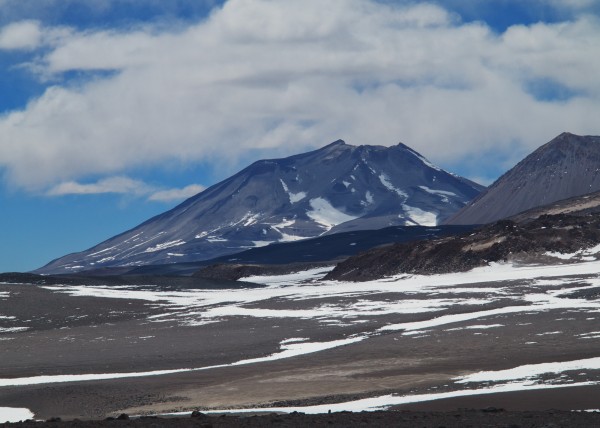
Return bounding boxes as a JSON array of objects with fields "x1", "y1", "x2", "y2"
[{"x1": 37, "y1": 139, "x2": 484, "y2": 275}]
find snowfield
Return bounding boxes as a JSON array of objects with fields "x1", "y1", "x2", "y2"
[{"x1": 4, "y1": 254, "x2": 600, "y2": 418}]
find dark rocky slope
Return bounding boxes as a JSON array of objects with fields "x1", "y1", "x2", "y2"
[
  {"x1": 446, "y1": 132, "x2": 600, "y2": 225},
  {"x1": 326, "y1": 212, "x2": 600, "y2": 281}
]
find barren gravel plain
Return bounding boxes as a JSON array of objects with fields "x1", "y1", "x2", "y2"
[{"x1": 2, "y1": 260, "x2": 600, "y2": 426}]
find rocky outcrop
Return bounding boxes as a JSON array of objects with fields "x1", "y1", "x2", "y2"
[{"x1": 326, "y1": 213, "x2": 600, "y2": 281}]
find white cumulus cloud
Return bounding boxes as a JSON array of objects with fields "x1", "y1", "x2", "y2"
[
  {"x1": 147, "y1": 184, "x2": 206, "y2": 202},
  {"x1": 47, "y1": 176, "x2": 153, "y2": 196},
  {"x1": 47, "y1": 176, "x2": 205, "y2": 202},
  {"x1": 0, "y1": 0, "x2": 599, "y2": 191},
  {"x1": 0, "y1": 20, "x2": 42, "y2": 50}
]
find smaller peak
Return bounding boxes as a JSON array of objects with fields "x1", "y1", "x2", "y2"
[
  {"x1": 556, "y1": 131, "x2": 581, "y2": 139},
  {"x1": 393, "y1": 141, "x2": 424, "y2": 157},
  {"x1": 325, "y1": 139, "x2": 347, "y2": 148},
  {"x1": 551, "y1": 132, "x2": 600, "y2": 142},
  {"x1": 318, "y1": 139, "x2": 354, "y2": 152},
  {"x1": 546, "y1": 131, "x2": 598, "y2": 147}
]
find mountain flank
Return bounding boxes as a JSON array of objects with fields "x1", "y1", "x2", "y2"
[
  {"x1": 445, "y1": 132, "x2": 600, "y2": 225},
  {"x1": 37, "y1": 140, "x2": 483, "y2": 275}
]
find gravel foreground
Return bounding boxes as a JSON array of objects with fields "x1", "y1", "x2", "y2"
[{"x1": 4, "y1": 410, "x2": 600, "y2": 428}]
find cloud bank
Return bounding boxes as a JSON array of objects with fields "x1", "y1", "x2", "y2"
[{"x1": 0, "y1": 0, "x2": 599, "y2": 191}]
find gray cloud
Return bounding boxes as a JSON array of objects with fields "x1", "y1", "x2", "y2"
[{"x1": 1, "y1": 0, "x2": 599, "y2": 191}]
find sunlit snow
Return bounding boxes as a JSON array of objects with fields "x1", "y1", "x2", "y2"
[
  {"x1": 306, "y1": 198, "x2": 357, "y2": 231},
  {"x1": 280, "y1": 179, "x2": 306, "y2": 203},
  {"x1": 144, "y1": 240, "x2": 186, "y2": 253},
  {"x1": 0, "y1": 407, "x2": 34, "y2": 423},
  {"x1": 402, "y1": 204, "x2": 437, "y2": 226},
  {"x1": 378, "y1": 174, "x2": 407, "y2": 199}
]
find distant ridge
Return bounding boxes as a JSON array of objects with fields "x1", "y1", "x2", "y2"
[
  {"x1": 37, "y1": 139, "x2": 483, "y2": 275},
  {"x1": 445, "y1": 132, "x2": 600, "y2": 225}
]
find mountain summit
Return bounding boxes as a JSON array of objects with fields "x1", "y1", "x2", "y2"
[
  {"x1": 445, "y1": 132, "x2": 600, "y2": 225},
  {"x1": 38, "y1": 140, "x2": 483, "y2": 274}
]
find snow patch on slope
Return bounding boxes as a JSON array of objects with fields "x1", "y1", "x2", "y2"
[
  {"x1": 269, "y1": 218, "x2": 305, "y2": 242},
  {"x1": 280, "y1": 179, "x2": 306, "y2": 204},
  {"x1": 402, "y1": 205, "x2": 437, "y2": 226},
  {"x1": 306, "y1": 198, "x2": 357, "y2": 231},
  {"x1": 144, "y1": 240, "x2": 186, "y2": 253},
  {"x1": 419, "y1": 186, "x2": 456, "y2": 203},
  {"x1": 411, "y1": 151, "x2": 443, "y2": 172},
  {"x1": 379, "y1": 174, "x2": 407, "y2": 199}
]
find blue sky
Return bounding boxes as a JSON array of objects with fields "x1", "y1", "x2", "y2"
[{"x1": 1, "y1": 0, "x2": 599, "y2": 272}]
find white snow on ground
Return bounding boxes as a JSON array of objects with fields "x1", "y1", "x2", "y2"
[
  {"x1": 88, "y1": 245, "x2": 119, "y2": 257},
  {"x1": 410, "y1": 151, "x2": 443, "y2": 172},
  {"x1": 545, "y1": 243, "x2": 600, "y2": 261},
  {"x1": 418, "y1": 186, "x2": 457, "y2": 197},
  {"x1": 197, "y1": 381, "x2": 598, "y2": 415},
  {"x1": 280, "y1": 179, "x2": 306, "y2": 203},
  {"x1": 30, "y1": 258, "x2": 600, "y2": 405},
  {"x1": 240, "y1": 266, "x2": 334, "y2": 285},
  {"x1": 379, "y1": 294, "x2": 600, "y2": 334},
  {"x1": 237, "y1": 212, "x2": 261, "y2": 227},
  {"x1": 144, "y1": 240, "x2": 186, "y2": 253},
  {"x1": 456, "y1": 357, "x2": 600, "y2": 384},
  {"x1": 578, "y1": 331, "x2": 600, "y2": 339},
  {"x1": 402, "y1": 205, "x2": 437, "y2": 226},
  {"x1": 445, "y1": 324, "x2": 504, "y2": 331},
  {"x1": 0, "y1": 337, "x2": 363, "y2": 387},
  {"x1": 378, "y1": 174, "x2": 407, "y2": 199},
  {"x1": 201, "y1": 297, "x2": 493, "y2": 320},
  {"x1": 269, "y1": 218, "x2": 306, "y2": 242},
  {"x1": 280, "y1": 337, "x2": 309, "y2": 344},
  {"x1": 0, "y1": 407, "x2": 35, "y2": 423},
  {"x1": 306, "y1": 198, "x2": 357, "y2": 231},
  {"x1": 42, "y1": 260, "x2": 600, "y2": 329},
  {"x1": 0, "y1": 327, "x2": 29, "y2": 333}
]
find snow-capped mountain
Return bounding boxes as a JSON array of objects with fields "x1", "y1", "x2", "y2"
[
  {"x1": 37, "y1": 140, "x2": 484, "y2": 274},
  {"x1": 445, "y1": 132, "x2": 600, "y2": 225}
]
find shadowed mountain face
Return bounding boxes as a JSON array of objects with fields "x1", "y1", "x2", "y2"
[
  {"x1": 37, "y1": 140, "x2": 483, "y2": 275},
  {"x1": 445, "y1": 133, "x2": 600, "y2": 225}
]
